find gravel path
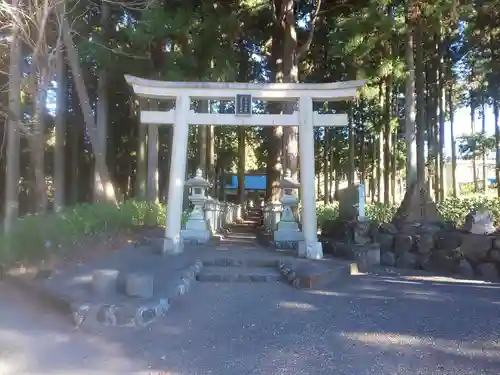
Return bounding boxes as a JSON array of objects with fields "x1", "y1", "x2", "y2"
[{"x1": 2, "y1": 265, "x2": 500, "y2": 374}]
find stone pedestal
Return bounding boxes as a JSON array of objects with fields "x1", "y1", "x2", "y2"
[
  {"x1": 298, "y1": 241, "x2": 323, "y2": 259},
  {"x1": 180, "y1": 169, "x2": 211, "y2": 244},
  {"x1": 274, "y1": 170, "x2": 303, "y2": 247}
]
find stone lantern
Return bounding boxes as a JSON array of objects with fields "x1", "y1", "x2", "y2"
[
  {"x1": 181, "y1": 168, "x2": 211, "y2": 244},
  {"x1": 273, "y1": 169, "x2": 303, "y2": 246}
]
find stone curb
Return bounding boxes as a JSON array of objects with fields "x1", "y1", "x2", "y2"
[
  {"x1": 276, "y1": 260, "x2": 302, "y2": 288},
  {"x1": 197, "y1": 259, "x2": 281, "y2": 283},
  {"x1": 276, "y1": 260, "x2": 353, "y2": 289},
  {"x1": 197, "y1": 273, "x2": 281, "y2": 283},
  {"x1": 202, "y1": 258, "x2": 277, "y2": 268},
  {"x1": 4, "y1": 260, "x2": 204, "y2": 329},
  {"x1": 73, "y1": 259, "x2": 204, "y2": 328}
]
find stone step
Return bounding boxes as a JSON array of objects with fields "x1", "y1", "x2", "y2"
[{"x1": 196, "y1": 266, "x2": 282, "y2": 283}]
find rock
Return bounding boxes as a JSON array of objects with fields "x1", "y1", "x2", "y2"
[
  {"x1": 434, "y1": 230, "x2": 462, "y2": 251},
  {"x1": 396, "y1": 252, "x2": 418, "y2": 269},
  {"x1": 320, "y1": 219, "x2": 351, "y2": 241},
  {"x1": 125, "y1": 273, "x2": 154, "y2": 298},
  {"x1": 462, "y1": 209, "x2": 496, "y2": 235},
  {"x1": 380, "y1": 251, "x2": 396, "y2": 267},
  {"x1": 96, "y1": 304, "x2": 116, "y2": 325},
  {"x1": 378, "y1": 233, "x2": 394, "y2": 253},
  {"x1": 477, "y1": 263, "x2": 499, "y2": 282},
  {"x1": 459, "y1": 233, "x2": 493, "y2": 264},
  {"x1": 416, "y1": 253, "x2": 430, "y2": 269},
  {"x1": 488, "y1": 248, "x2": 500, "y2": 263},
  {"x1": 92, "y1": 269, "x2": 119, "y2": 295},
  {"x1": 394, "y1": 234, "x2": 413, "y2": 256},
  {"x1": 353, "y1": 220, "x2": 372, "y2": 245},
  {"x1": 379, "y1": 222, "x2": 398, "y2": 235},
  {"x1": 414, "y1": 234, "x2": 433, "y2": 255},
  {"x1": 441, "y1": 221, "x2": 457, "y2": 231},
  {"x1": 422, "y1": 250, "x2": 458, "y2": 273},
  {"x1": 352, "y1": 244, "x2": 380, "y2": 270},
  {"x1": 493, "y1": 236, "x2": 500, "y2": 250},
  {"x1": 456, "y1": 259, "x2": 474, "y2": 279}
]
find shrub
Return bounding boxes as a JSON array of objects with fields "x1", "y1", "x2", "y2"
[
  {"x1": 0, "y1": 200, "x2": 172, "y2": 265},
  {"x1": 316, "y1": 196, "x2": 500, "y2": 228}
]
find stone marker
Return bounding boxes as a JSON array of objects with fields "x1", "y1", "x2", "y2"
[
  {"x1": 92, "y1": 269, "x2": 119, "y2": 295},
  {"x1": 462, "y1": 208, "x2": 496, "y2": 235},
  {"x1": 338, "y1": 184, "x2": 366, "y2": 221},
  {"x1": 126, "y1": 273, "x2": 154, "y2": 298}
]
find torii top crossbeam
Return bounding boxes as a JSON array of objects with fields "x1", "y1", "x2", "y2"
[{"x1": 124, "y1": 75, "x2": 365, "y2": 101}]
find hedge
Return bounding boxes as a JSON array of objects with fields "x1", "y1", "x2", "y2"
[{"x1": 316, "y1": 196, "x2": 500, "y2": 229}]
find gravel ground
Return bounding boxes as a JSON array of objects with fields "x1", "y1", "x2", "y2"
[
  {"x1": 106, "y1": 274, "x2": 500, "y2": 375},
  {"x1": 2, "y1": 238, "x2": 500, "y2": 375}
]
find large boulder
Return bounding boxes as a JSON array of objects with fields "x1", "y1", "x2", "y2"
[
  {"x1": 476, "y1": 263, "x2": 499, "y2": 282},
  {"x1": 435, "y1": 230, "x2": 462, "y2": 251},
  {"x1": 320, "y1": 219, "x2": 351, "y2": 241},
  {"x1": 459, "y1": 233, "x2": 494, "y2": 264},
  {"x1": 421, "y1": 250, "x2": 459, "y2": 273},
  {"x1": 455, "y1": 259, "x2": 474, "y2": 279},
  {"x1": 413, "y1": 234, "x2": 434, "y2": 255},
  {"x1": 378, "y1": 233, "x2": 395, "y2": 253},
  {"x1": 394, "y1": 234, "x2": 413, "y2": 256},
  {"x1": 396, "y1": 251, "x2": 418, "y2": 269}
]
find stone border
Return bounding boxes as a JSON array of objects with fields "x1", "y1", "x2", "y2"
[
  {"x1": 198, "y1": 258, "x2": 282, "y2": 282},
  {"x1": 276, "y1": 260, "x2": 301, "y2": 288},
  {"x1": 4, "y1": 260, "x2": 204, "y2": 329}
]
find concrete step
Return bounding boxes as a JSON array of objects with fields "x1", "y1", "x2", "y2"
[{"x1": 196, "y1": 266, "x2": 282, "y2": 283}]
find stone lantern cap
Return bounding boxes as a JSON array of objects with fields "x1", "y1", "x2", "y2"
[
  {"x1": 185, "y1": 168, "x2": 210, "y2": 188},
  {"x1": 279, "y1": 169, "x2": 300, "y2": 189}
]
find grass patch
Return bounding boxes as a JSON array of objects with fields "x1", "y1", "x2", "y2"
[{"x1": 0, "y1": 200, "x2": 172, "y2": 265}]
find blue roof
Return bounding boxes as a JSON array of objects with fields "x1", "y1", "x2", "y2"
[{"x1": 225, "y1": 175, "x2": 266, "y2": 190}]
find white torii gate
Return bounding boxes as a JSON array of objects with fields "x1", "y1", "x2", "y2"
[{"x1": 125, "y1": 75, "x2": 365, "y2": 259}]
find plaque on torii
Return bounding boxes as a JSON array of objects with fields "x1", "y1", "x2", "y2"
[{"x1": 235, "y1": 94, "x2": 252, "y2": 116}]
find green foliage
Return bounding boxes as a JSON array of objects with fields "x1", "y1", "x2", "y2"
[
  {"x1": 316, "y1": 196, "x2": 500, "y2": 228},
  {"x1": 437, "y1": 196, "x2": 500, "y2": 226},
  {"x1": 0, "y1": 200, "x2": 175, "y2": 265}
]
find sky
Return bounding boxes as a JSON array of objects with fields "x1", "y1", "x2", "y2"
[{"x1": 444, "y1": 104, "x2": 496, "y2": 158}]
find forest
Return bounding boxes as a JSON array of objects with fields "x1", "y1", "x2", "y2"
[{"x1": 0, "y1": 0, "x2": 499, "y2": 248}]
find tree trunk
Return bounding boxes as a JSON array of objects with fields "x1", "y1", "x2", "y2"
[
  {"x1": 54, "y1": 36, "x2": 66, "y2": 212},
  {"x1": 494, "y1": 97, "x2": 500, "y2": 197},
  {"x1": 414, "y1": 14, "x2": 426, "y2": 185},
  {"x1": 266, "y1": 5, "x2": 284, "y2": 201},
  {"x1": 481, "y1": 97, "x2": 487, "y2": 193},
  {"x1": 323, "y1": 128, "x2": 329, "y2": 204},
  {"x1": 404, "y1": 11, "x2": 417, "y2": 187},
  {"x1": 448, "y1": 80, "x2": 457, "y2": 196},
  {"x1": 94, "y1": 0, "x2": 111, "y2": 202},
  {"x1": 198, "y1": 101, "x2": 209, "y2": 175},
  {"x1": 437, "y1": 29, "x2": 446, "y2": 200},
  {"x1": 61, "y1": 15, "x2": 118, "y2": 203},
  {"x1": 470, "y1": 94, "x2": 478, "y2": 193},
  {"x1": 383, "y1": 78, "x2": 392, "y2": 204},
  {"x1": 4, "y1": 0, "x2": 22, "y2": 234},
  {"x1": 32, "y1": 66, "x2": 48, "y2": 213}
]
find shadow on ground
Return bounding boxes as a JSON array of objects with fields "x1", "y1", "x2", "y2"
[{"x1": 3, "y1": 269, "x2": 497, "y2": 375}]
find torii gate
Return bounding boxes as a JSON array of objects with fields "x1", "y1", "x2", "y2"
[{"x1": 125, "y1": 75, "x2": 365, "y2": 259}]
